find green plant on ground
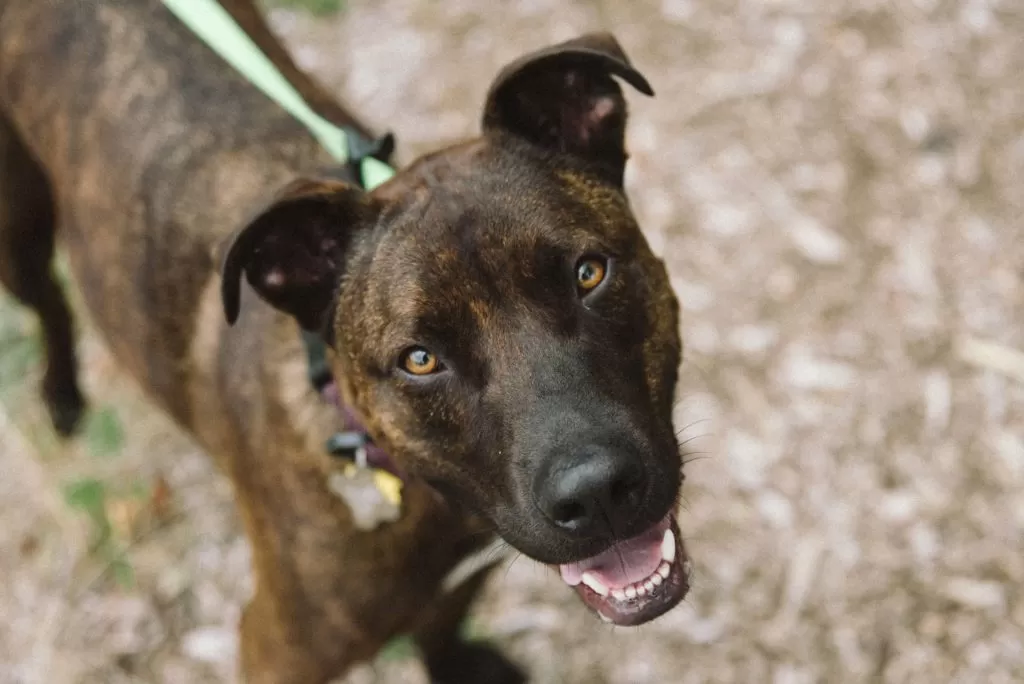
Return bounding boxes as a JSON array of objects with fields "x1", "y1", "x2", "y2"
[
  {"x1": 0, "y1": 302, "x2": 40, "y2": 391},
  {"x1": 61, "y1": 407, "x2": 144, "y2": 589},
  {"x1": 84, "y1": 406, "x2": 126, "y2": 459},
  {"x1": 63, "y1": 477, "x2": 136, "y2": 589}
]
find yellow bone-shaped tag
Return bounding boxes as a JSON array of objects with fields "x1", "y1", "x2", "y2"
[{"x1": 327, "y1": 463, "x2": 404, "y2": 531}]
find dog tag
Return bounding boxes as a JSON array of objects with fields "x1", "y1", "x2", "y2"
[{"x1": 327, "y1": 462, "x2": 403, "y2": 531}]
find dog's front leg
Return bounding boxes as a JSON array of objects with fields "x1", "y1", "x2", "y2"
[
  {"x1": 227, "y1": 433, "x2": 478, "y2": 683},
  {"x1": 411, "y1": 563, "x2": 526, "y2": 684},
  {"x1": 235, "y1": 483, "x2": 381, "y2": 684}
]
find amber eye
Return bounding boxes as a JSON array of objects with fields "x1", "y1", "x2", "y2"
[
  {"x1": 576, "y1": 257, "x2": 607, "y2": 293},
  {"x1": 401, "y1": 347, "x2": 440, "y2": 375}
]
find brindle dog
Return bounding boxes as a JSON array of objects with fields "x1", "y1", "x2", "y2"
[{"x1": 0, "y1": 1, "x2": 689, "y2": 682}]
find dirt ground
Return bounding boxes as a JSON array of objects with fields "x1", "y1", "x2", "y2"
[{"x1": 2, "y1": 0, "x2": 1023, "y2": 682}]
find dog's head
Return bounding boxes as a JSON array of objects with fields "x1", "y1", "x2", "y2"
[{"x1": 222, "y1": 33, "x2": 687, "y2": 625}]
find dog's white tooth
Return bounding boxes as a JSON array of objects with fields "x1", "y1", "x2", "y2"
[
  {"x1": 658, "y1": 562, "x2": 671, "y2": 580},
  {"x1": 683, "y1": 559, "x2": 693, "y2": 576},
  {"x1": 611, "y1": 589, "x2": 627, "y2": 601},
  {"x1": 661, "y1": 529, "x2": 676, "y2": 563},
  {"x1": 625, "y1": 585, "x2": 637, "y2": 599},
  {"x1": 644, "y1": 579, "x2": 655, "y2": 593},
  {"x1": 636, "y1": 583, "x2": 647, "y2": 597},
  {"x1": 598, "y1": 611, "x2": 613, "y2": 623},
  {"x1": 581, "y1": 572, "x2": 610, "y2": 597},
  {"x1": 651, "y1": 573, "x2": 663, "y2": 586}
]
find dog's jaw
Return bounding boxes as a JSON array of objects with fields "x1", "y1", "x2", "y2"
[{"x1": 556, "y1": 514, "x2": 689, "y2": 625}]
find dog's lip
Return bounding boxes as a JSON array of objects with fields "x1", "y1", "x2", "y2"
[{"x1": 553, "y1": 514, "x2": 689, "y2": 626}]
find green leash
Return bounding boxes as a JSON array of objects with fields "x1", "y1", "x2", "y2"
[{"x1": 162, "y1": 0, "x2": 395, "y2": 189}]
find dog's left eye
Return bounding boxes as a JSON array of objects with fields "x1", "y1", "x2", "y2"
[
  {"x1": 400, "y1": 347, "x2": 441, "y2": 376},
  {"x1": 575, "y1": 256, "x2": 608, "y2": 294}
]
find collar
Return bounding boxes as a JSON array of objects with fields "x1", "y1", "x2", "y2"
[{"x1": 303, "y1": 329, "x2": 407, "y2": 482}]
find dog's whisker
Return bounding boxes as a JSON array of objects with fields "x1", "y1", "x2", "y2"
[
  {"x1": 676, "y1": 433, "x2": 710, "y2": 449},
  {"x1": 483, "y1": 539, "x2": 513, "y2": 567},
  {"x1": 502, "y1": 552, "x2": 526, "y2": 582},
  {"x1": 680, "y1": 451, "x2": 713, "y2": 465},
  {"x1": 674, "y1": 417, "x2": 711, "y2": 436},
  {"x1": 678, "y1": 418, "x2": 711, "y2": 429}
]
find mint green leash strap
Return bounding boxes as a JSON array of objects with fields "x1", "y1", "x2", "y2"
[{"x1": 162, "y1": 0, "x2": 395, "y2": 189}]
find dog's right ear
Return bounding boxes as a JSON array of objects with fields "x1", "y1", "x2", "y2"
[
  {"x1": 220, "y1": 178, "x2": 380, "y2": 331},
  {"x1": 482, "y1": 32, "x2": 653, "y2": 184}
]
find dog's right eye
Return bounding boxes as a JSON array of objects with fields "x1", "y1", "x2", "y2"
[
  {"x1": 575, "y1": 255, "x2": 610, "y2": 297},
  {"x1": 399, "y1": 347, "x2": 441, "y2": 376}
]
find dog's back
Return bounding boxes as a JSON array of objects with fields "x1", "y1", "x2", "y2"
[{"x1": 0, "y1": 0, "x2": 332, "y2": 425}]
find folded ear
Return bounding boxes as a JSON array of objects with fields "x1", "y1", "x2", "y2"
[
  {"x1": 482, "y1": 32, "x2": 653, "y2": 184},
  {"x1": 220, "y1": 178, "x2": 380, "y2": 331}
]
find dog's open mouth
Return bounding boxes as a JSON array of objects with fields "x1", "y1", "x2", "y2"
[{"x1": 557, "y1": 515, "x2": 688, "y2": 626}]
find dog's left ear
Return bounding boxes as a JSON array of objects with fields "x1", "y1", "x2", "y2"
[
  {"x1": 220, "y1": 178, "x2": 380, "y2": 331},
  {"x1": 482, "y1": 32, "x2": 653, "y2": 184}
]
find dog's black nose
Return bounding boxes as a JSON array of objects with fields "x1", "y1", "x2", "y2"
[{"x1": 536, "y1": 445, "x2": 646, "y2": 536}]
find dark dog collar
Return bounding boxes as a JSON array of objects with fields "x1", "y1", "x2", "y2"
[
  {"x1": 298, "y1": 127, "x2": 407, "y2": 483},
  {"x1": 298, "y1": 262, "x2": 405, "y2": 482}
]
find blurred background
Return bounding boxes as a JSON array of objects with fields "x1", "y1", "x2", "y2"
[{"x1": 1, "y1": 0, "x2": 1023, "y2": 682}]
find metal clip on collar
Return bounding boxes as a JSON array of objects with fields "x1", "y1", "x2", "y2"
[
  {"x1": 346, "y1": 130, "x2": 395, "y2": 187},
  {"x1": 326, "y1": 430, "x2": 370, "y2": 468}
]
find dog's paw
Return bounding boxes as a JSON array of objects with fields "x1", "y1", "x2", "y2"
[
  {"x1": 426, "y1": 641, "x2": 526, "y2": 684},
  {"x1": 42, "y1": 379, "x2": 85, "y2": 437}
]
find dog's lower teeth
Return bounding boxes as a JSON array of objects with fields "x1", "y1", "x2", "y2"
[
  {"x1": 599, "y1": 537, "x2": 678, "y2": 604},
  {"x1": 661, "y1": 529, "x2": 676, "y2": 563}
]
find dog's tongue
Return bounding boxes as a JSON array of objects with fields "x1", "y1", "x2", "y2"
[{"x1": 558, "y1": 518, "x2": 668, "y2": 589}]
